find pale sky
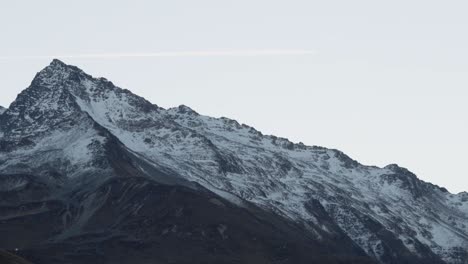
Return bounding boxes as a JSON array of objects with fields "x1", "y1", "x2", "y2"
[{"x1": 1, "y1": 0, "x2": 467, "y2": 193}]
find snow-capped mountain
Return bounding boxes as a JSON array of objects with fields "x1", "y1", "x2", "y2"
[{"x1": 1, "y1": 60, "x2": 467, "y2": 264}]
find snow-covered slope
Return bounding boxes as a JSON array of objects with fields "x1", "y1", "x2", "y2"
[
  {"x1": 0, "y1": 68, "x2": 111, "y2": 181},
  {"x1": 1, "y1": 60, "x2": 467, "y2": 263},
  {"x1": 161, "y1": 108, "x2": 468, "y2": 263}
]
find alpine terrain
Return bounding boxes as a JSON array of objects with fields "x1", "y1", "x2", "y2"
[{"x1": 0, "y1": 60, "x2": 467, "y2": 264}]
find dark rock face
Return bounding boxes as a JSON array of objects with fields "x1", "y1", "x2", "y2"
[
  {"x1": 0, "y1": 60, "x2": 467, "y2": 264},
  {"x1": 4, "y1": 177, "x2": 374, "y2": 264}
]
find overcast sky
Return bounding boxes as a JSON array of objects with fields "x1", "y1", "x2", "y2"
[{"x1": 1, "y1": 0, "x2": 467, "y2": 193}]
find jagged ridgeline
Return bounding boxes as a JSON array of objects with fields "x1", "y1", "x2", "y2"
[{"x1": 0, "y1": 60, "x2": 467, "y2": 264}]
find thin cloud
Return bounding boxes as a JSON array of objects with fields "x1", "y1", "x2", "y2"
[{"x1": 0, "y1": 49, "x2": 316, "y2": 61}]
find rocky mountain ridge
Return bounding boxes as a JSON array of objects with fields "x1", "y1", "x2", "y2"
[{"x1": 0, "y1": 60, "x2": 467, "y2": 264}]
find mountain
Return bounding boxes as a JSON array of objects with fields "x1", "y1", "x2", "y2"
[
  {"x1": 0, "y1": 106, "x2": 5, "y2": 115},
  {"x1": 0, "y1": 60, "x2": 467, "y2": 264}
]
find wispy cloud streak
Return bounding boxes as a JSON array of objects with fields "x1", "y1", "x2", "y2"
[{"x1": 0, "y1": 49, "x2": 316, "y2": 61}]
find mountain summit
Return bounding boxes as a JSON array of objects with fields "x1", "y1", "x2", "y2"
[{"x1": 0, "y1": 60, "x2": 467, "y2": 264}]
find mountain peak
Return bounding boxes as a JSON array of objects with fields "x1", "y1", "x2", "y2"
[
  {"x1": 1, "y1": 61, "x2": 99, "y2": 133},
  {"x1": 43, "y1": 58, "x2": 79, "y2": 74},
  {"x1": 168, "y1": 104, "x2": 199, "y2": 115},
  {"x1": 31, "y1": 59, "x2": 89, "y2": 88},
  {"x1": 49, "y1": 58, "x2": 67, "y2": 67}
]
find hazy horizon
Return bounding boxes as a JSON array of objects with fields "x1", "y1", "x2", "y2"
[{"x1": 1, "y1": 1, "x2": 467, "y2": 193}]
